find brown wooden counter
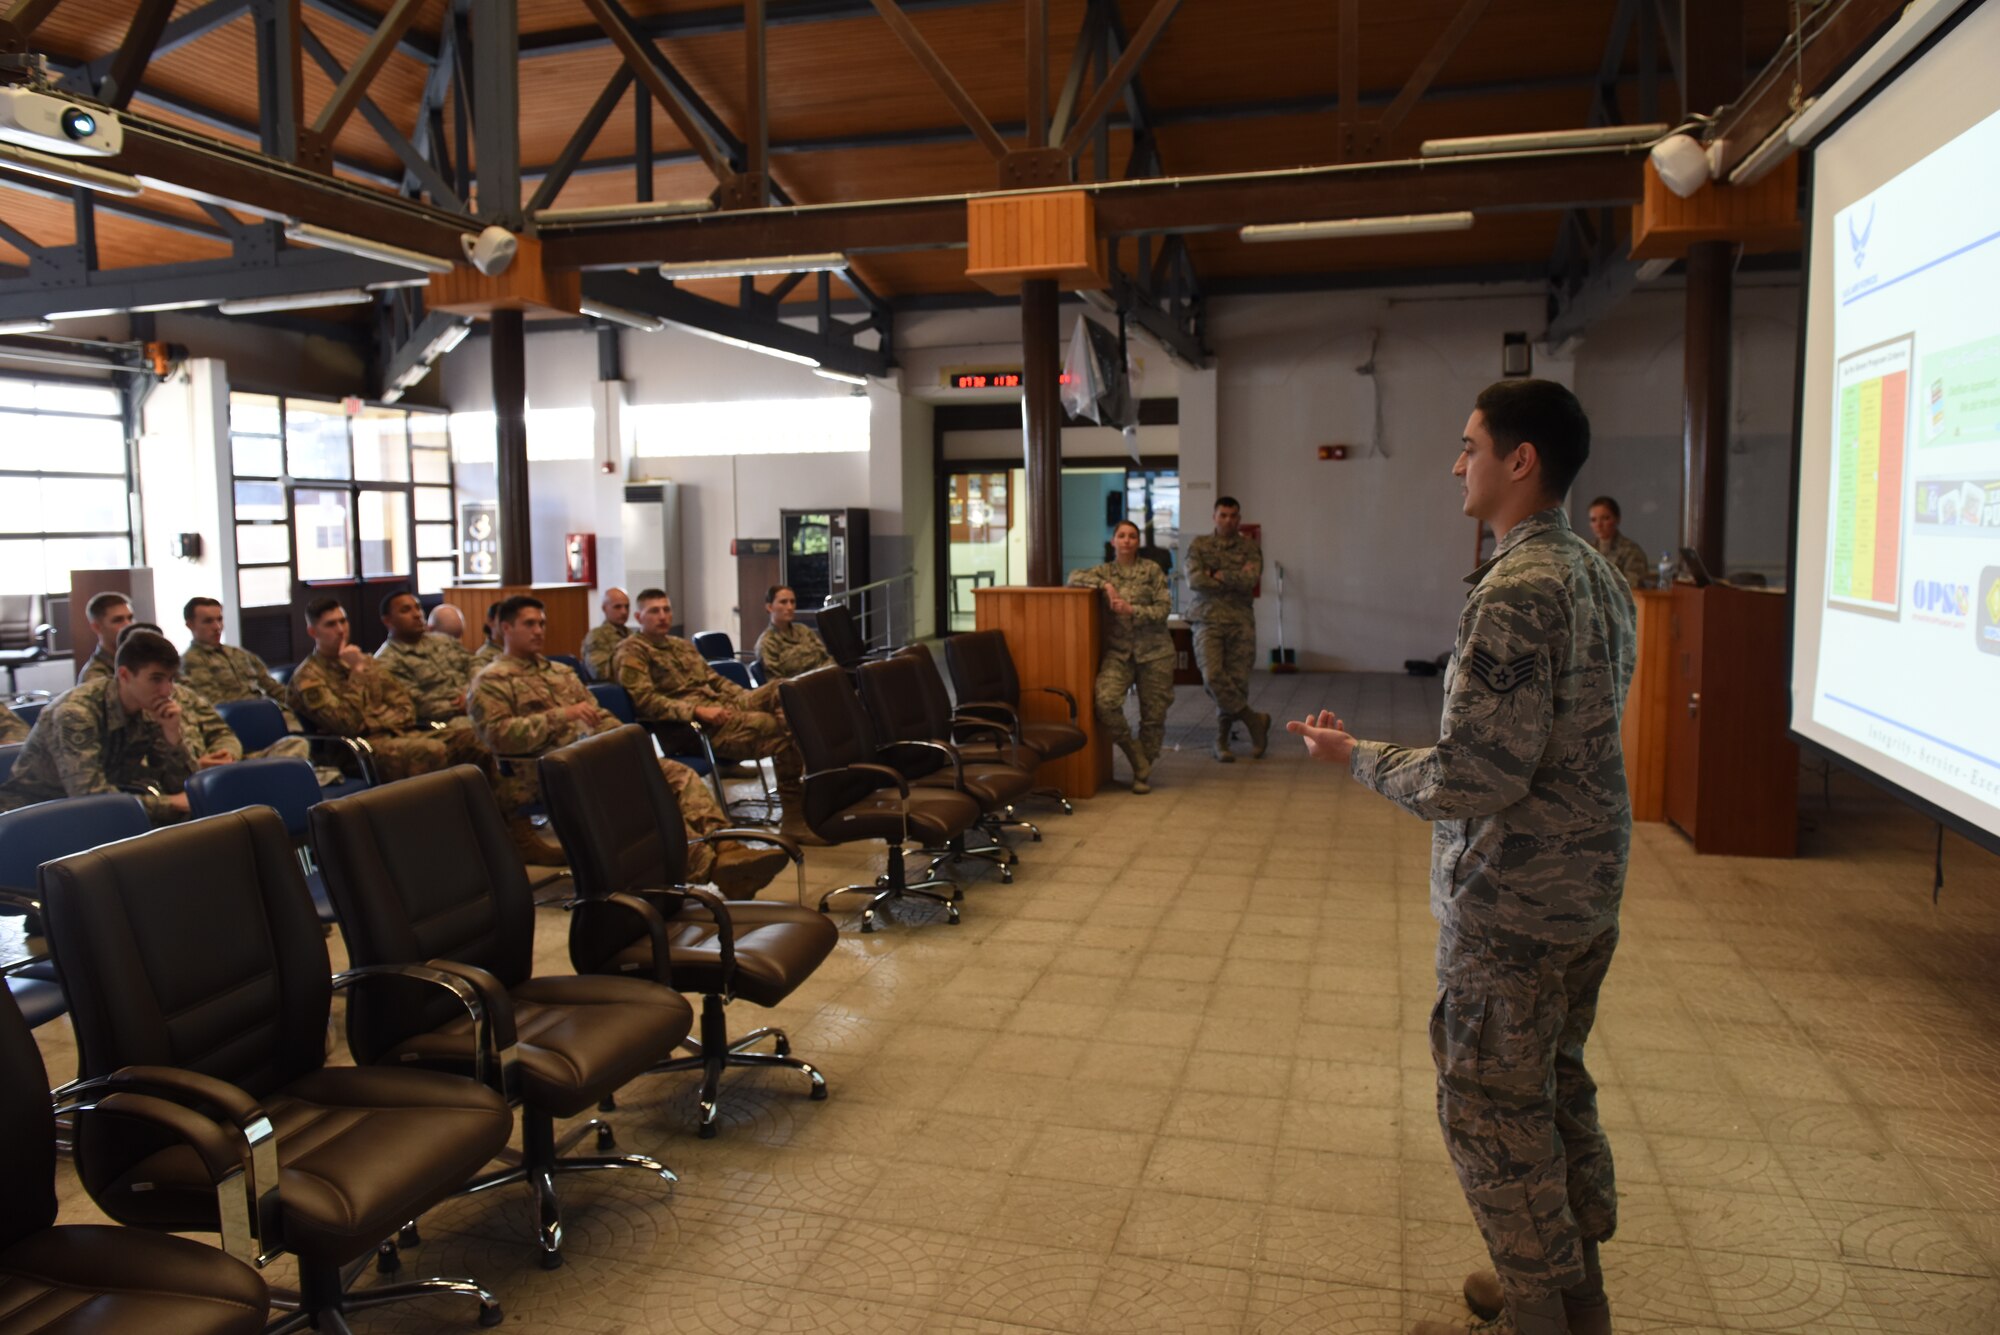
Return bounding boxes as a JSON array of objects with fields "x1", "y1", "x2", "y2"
[
  {"x1": 442, "y1": 584, "x2": 592, "y2": 661},
  {"x1": 973, "y1": 585, "x2": 1111, "y2": 799}
]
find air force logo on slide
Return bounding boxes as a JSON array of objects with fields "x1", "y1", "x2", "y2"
[
  {"x1": 1466, "y1": 647, "x2": 1539, "y2": 695},
  {"x1": 1979, "y1": 567, "x2": 2000, "y2": 655},
  {"x1": 1848, "y1": 202, "x2": 1876, "y2": 270}
]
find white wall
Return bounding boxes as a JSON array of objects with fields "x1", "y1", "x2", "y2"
[{"x1": 137, "y1": 359, "x2": 235, "y2": 645}]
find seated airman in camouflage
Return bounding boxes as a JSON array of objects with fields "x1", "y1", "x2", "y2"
[
  {"x1": 754, "y1": 585, "x2": 835, "y2": 680},
  {"x1": 1069, "y1": 520, "x2": 1174, "y2": 793},
  {"x1": 0, "y1": 701, "x2": 26, "y2": 745},
  {"x1": 0, "y1": 629, "x2": 198, "y2": 824},
  {"x1": 611, "y1": 588, "x2": 810, "y2": 840},
  {"x1": 580, "y1": 586, "x2": 633, "y2": 682},
  {"x1": 374, "y1": 591, "x2": 474, "y2": 726},
  {"x1": 471, "y1": 594, "x2": 791, "y2": 893},
  {"x1": 126, "y1": 620, "x2": 310, "y2": 767},
  {"x1": 179, "y1": 596, "x2": 304, "y2": 732},
  {"x1": 75, "y1": 590, "x2": 134, "y2": 686},
  {"x1": 470, "y1": 600, "x2": 505, "y2": 671},
  {"x1": 288, "y1": 596, "x2": 490, "y2": 786}
]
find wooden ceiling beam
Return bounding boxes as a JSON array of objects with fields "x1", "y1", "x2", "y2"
[
  {"x1": 309, "y1": 0, "x2": 428, "y2": 146},
  {"x1": 541, "y1": 151, "x2": 1645, "y2": 270},
  {"x1": 867, "y1": 0, "x2": 1009, "y2": 160},
  {"x1": 1373, "y1": 0, "x2": 1491, "y2": 150},
  {"x1": 581, "y1": 0, "x2": 735, "y2": 184},
  {"x1": 520, "y1": 0, "x2": 997, "y2": 59},
  {"x1": 1058, "y1": 0, "x2": 1180, "y2": 159}
]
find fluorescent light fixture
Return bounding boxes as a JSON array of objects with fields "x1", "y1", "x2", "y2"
[
  {"x1": 1419, "y1": 123, "x2": 1669, "y2": 158},
  {"x1": 1634, "y1": 257, "x2": 1675, "y2": 282},
  {"x1": 1241, "y1": 211, "x2": 1475, "y2": 243},
  {"x1": 283, "y1": 222, "x2": 455, "y2": 275},
  {"x1": 0, "y1": 141, "x2": 142, "y2": 196},
  {"x1": 665, "y1": 319, "x2": 820, "y2": 367},
  {"x1": 365, "y1": 276, "x2": 432, "y2": 291},
  {"x1": 424, "y1": 321, "x2": 471, "y2": 360},
  {"x1": 1790, "y1": 0, "x2": 1966, "y2": 146},
  {"x1": 129, "y1": 298, "x2": 219, "y2": 313},
  {"x1": 658, "y1": 253, "x2": 847, "y2": 281},
  {"x1": 0, "y1": 318, "x2": 53, "y2": 335},
  {"x1": 216, "y1": 288, "x2": 372, "y2": 316},
  {"x1": 813, "y1": 367, "x2": 869, "y2": 387},
  {"x1": 45, "y1": 308, "x2": 123, "y2": 320},
  {"x1": 1725, "y1": 107, "x2": 1806, "y2": 185},
  {"x1": 578, "y1": 300, "x2": 665, "y2": 333},
  {"x1": 534, "y1": 199, "x2": 715, "y2": 225}
]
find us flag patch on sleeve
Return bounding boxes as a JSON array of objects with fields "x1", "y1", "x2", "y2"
[{"x1": 1465, "y1": 647, "x2": 1538, "y2": 694}]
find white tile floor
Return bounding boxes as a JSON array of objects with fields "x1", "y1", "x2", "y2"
[{"x1": 21, "y1": 668, "x2": 2000, "y2": 1333}]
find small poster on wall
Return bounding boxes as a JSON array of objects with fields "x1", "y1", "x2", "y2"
[{"x1": 461, "y1": 501, "x2": 499, "y2": 580}]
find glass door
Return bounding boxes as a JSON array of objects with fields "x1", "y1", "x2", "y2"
[{"x1": 945, "y1": 468, "x2": 1021, "y2": 632}]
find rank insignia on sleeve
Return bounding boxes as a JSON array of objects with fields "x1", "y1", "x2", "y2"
[{"x1": 1465, "y1": 647, "x2": 1537, "y2": 694}]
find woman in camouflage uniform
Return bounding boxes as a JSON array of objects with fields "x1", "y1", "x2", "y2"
[
  {"x1": 755, "y1": 585, "x2": 835, "y2": 680},
  {"x1": 1068, "y1": 520, "x2": 1174, "y2": 793}
]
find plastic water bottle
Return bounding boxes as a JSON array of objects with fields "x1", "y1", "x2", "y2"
[{"x1": 1656, "y1": 551, "x2": 1678, "y2": 588}]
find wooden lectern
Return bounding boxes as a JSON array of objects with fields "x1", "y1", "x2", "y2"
[
  {"x1": 1661, "y1": 583, "x2": 1799, "y2": 857},
  {"x1": 973, "y1": 585, "x2": 1111, "y2": 799}
]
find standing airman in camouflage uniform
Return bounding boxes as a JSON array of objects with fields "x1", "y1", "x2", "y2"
[
  {"x1": 1186, "y1": 496, "x2": 1271, "y2": 762},
  {"x1": 289, "y1": 598, "x2": 491, "y2": 786},
  {"x1": 0, "y1": 702, "x2": 25, "y2": 745},
  {"x1": 75, "y1": 590, "x2": 135, "y2": 686},
  {"x1": 612, "y1": 588, "x2": 808, "y2": 837},
  {"x1": 0, "y1": 631, "x2": 196, "y2": 824},
  {"x1": 1069, "y1": 521, "x2": 1174, "y2": 793},
  {"x1": 1585, "y1": 496, "x2": 1651, "y2": 589},
  {"x1": 580, "y1": 587, "x2": 633, "y2": 682},
  {"x1": 470, "y1": 595, "x2": 792, "y2": 896},
  {"x1": 180, "y1": 596, "x2": 303, "y2": 731},
  {"x1": 755, "y1": 585, "x2": 835, "y2": 680},
  {"x1": 1293, "y1": 381, "x2": 1634, "y2": 1335},
  {"x1": 374, "y1": 591, "x2": 475, "y2": 725}
]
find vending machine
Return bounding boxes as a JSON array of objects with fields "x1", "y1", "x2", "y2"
[{"x1": 779, "y1": 508, "x2": 869, "y2": 608}]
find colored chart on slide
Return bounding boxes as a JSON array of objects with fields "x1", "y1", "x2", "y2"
[{"x1": 1830, "y1": 338, "x2": 1911, "y2": 613}]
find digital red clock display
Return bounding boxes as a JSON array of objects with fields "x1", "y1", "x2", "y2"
[{"x1": 947, "y1": 371, "x2": 1074, "y2": 389}]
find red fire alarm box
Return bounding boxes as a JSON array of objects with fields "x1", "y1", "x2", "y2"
[{"x1": 565, "y1": 532, "x2": 597, "y2": 587}]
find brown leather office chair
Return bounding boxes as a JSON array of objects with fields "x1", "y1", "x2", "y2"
[
  {"x1": 39, "y1": 808, "x2": 516, "y2": 1333},
  {"x1": 943, "y1": 629, "x2": 1083, "y2": 814},
  {"x1": 309, "y1": 765, "x2": 695, "y2": 1266},
  {"x1": 0, "y1": 986, "x2": 270, "y2": 1335},
  {"x1": 856, "y1": 654, "x2": 1036, "y2": 883},
  {"x1": 539, "y1": 726, "x2": 837, "y2": 1138},
  {"x1": 778, "y1": 666, "x2": 981, "y2": 931}
]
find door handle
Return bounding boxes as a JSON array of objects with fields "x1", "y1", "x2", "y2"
[{"x1": 1687, "y1": 692, "x2": 1700, "y2": 718}]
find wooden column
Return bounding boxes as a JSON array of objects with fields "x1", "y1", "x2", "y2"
[
  {"x1": 1021, "y1": 277, "x2": 1063, "y2": 587},
  {"x1": 1682, "y1": 240, "x2": 1733, "y2": 572},
  {"x1": 491, "y1": 307, "x2": 531, "y2": 585}
]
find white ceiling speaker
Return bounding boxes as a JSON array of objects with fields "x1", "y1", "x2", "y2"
[
  {"x1": 461, "y1": 225, "x2": 518, "y2": 276},
  {"x1": 1649, "y1": 133, "x2": 1711, "y2": 199}
]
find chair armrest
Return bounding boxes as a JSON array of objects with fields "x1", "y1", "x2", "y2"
[
  {"x1": 669, "y1": 884, "x2": 736, "y2": 992},
  {"x1": 1034, "y1": 685, "x2": 1079, "y2": 720},
  {"x1": 299, "y1": 732, "x2": 377, "y2": 785},
  {"x1": 84, "y1": 1092, "x2": 250, "y2": 1183},
  {"x1": 806, "y1": 760, "x2": 911, "y2": 797},
  {"x1": 949, "y1": 714, "x2": 1013, "y2": 742},
  {"x1": 878, "y1": 738, "x2": 964, "y2": 789},
  {"x1": 332, "y1": 962, "x2": 515, "y2": 1092},
  {"x1": 0, "y1": 886, "x2": 39, "y2": 916},
  {"x1": 956, "y1": 699, "x2": 1024, "y2": 742},
  {"x1": 81, "y1": 1065, "x2": 265, "y2": 1126},
  {"x1": 691, "y1": 827, "x2": 803, "y2": 862},
  {"x1": 592, "y1": 890, "x2": 680, "y2": 989}
]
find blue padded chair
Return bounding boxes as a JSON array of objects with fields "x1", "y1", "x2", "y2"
[
  {"x1": 691, "y1": 631, "x2": 735, "y2": 661},
  {"x1": 0, "y1": 794, "x2": 150, "y2": 1028},
  {"x1": 709, "y1": 658, "x2": 753, "y2": 690},
  {"x1": 749, "y1": 661, "x2": 770, "y2": 688},
  {"x1": 0, "y1": 743, "x2": 19, "y2": 786},
  {"x1": 547, "y1": 653, "x2": 585, "y2": 678},
  {"x1": 214, "y1": 697, "x2": 372, "y2": 795},
  {"x1": 587, "y1": 682, "x2": 729, "y2": 808},
  {"x1": 7, "y1": 696, "x2": 46, "y2": 731},
  {"x1": 184, "y1": 758, "x2": 338, "y2": 925}
]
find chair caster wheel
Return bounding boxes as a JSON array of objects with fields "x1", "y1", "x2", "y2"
[
  {"x1": 479, "y1": 1303, "x2": 505, "y2": 1327},
  {"x1": 946, "y1": 908, "x2": 962, "y2": 925},
  {"x1": 1030, "y1": 831, "x2": 1042, "y2": 842},
  {"x1": 774, "y1": 1034, "x2": 791, "y2": 1057},
  {"x1": 1000, "y1": 868, "x2": 1013, "y2": 884},
  {"x1": 860, "y1": 915, "x2": 876, "y2": 933},
  {"x1": 874, "y1": 874, "x2": 890, "y2": 887},
  {"x1": 376, "y1": 1244, "x2": 400, "y2": 1275},
  {"x1": 598, "y1": 1095, "x2": 616, "y2": 1113},
  {"x1": 398, "y1": 1224, "x2": 421, "y2": 1248},
  {"x1": 596, "y1": 1124, "x2": 616, "y2": 1152},
  {"x1": 953, "y1": 886, "x2": 965, "y2": 902},
  {"x1": 698, "y1": 1121, "x2": 718, "y2": 1140},
  {"x1": 810, "y1": 1084, "x2": 828, "y2": 1100},
  {"x1": 539, "y1": 1250, "x2": 564, "y2": 1271}
]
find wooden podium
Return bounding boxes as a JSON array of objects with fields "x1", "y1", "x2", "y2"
[
  {"x1": 973, "y1": 585, "x2": 1111, "y2": 799},
  {"x1": 1661, "y1": 583, "x2": 1798, "y2": 857},
  {"x1": 441, "y1": 584, "x2": 592, "y2": 659},
  {"x1": 1622, "y1": 589, "x2": 1673, "y2": 822}
]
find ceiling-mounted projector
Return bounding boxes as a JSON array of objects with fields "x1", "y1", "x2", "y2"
[{"x1": 0, "y1": 87, "x2": 122, "y2": 156}]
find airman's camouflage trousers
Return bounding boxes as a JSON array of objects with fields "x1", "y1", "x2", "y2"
[
  {"x1": 1094, "y1": 654, "x2": 1173, "y2": 761},
  {"x1": 364, "y1": 720, "x2": 491, "y2": 784},
  {"x1": 707, "y1": 688, "x2": 803, "y2": 797},
  {"x1": 254, "y1": 736, "x2": 312, "y2": 763},
  {"x1": 1192, "y1": 619, "x2": 1256, "y2": 718},
  {"x1": 1432, "y1": 920, "x2": 1620, "y2": 1312}
]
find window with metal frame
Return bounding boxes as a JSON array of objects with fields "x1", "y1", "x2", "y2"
[{"x1": 0, "y1": 375, "x2": 134, "y2": 597}]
